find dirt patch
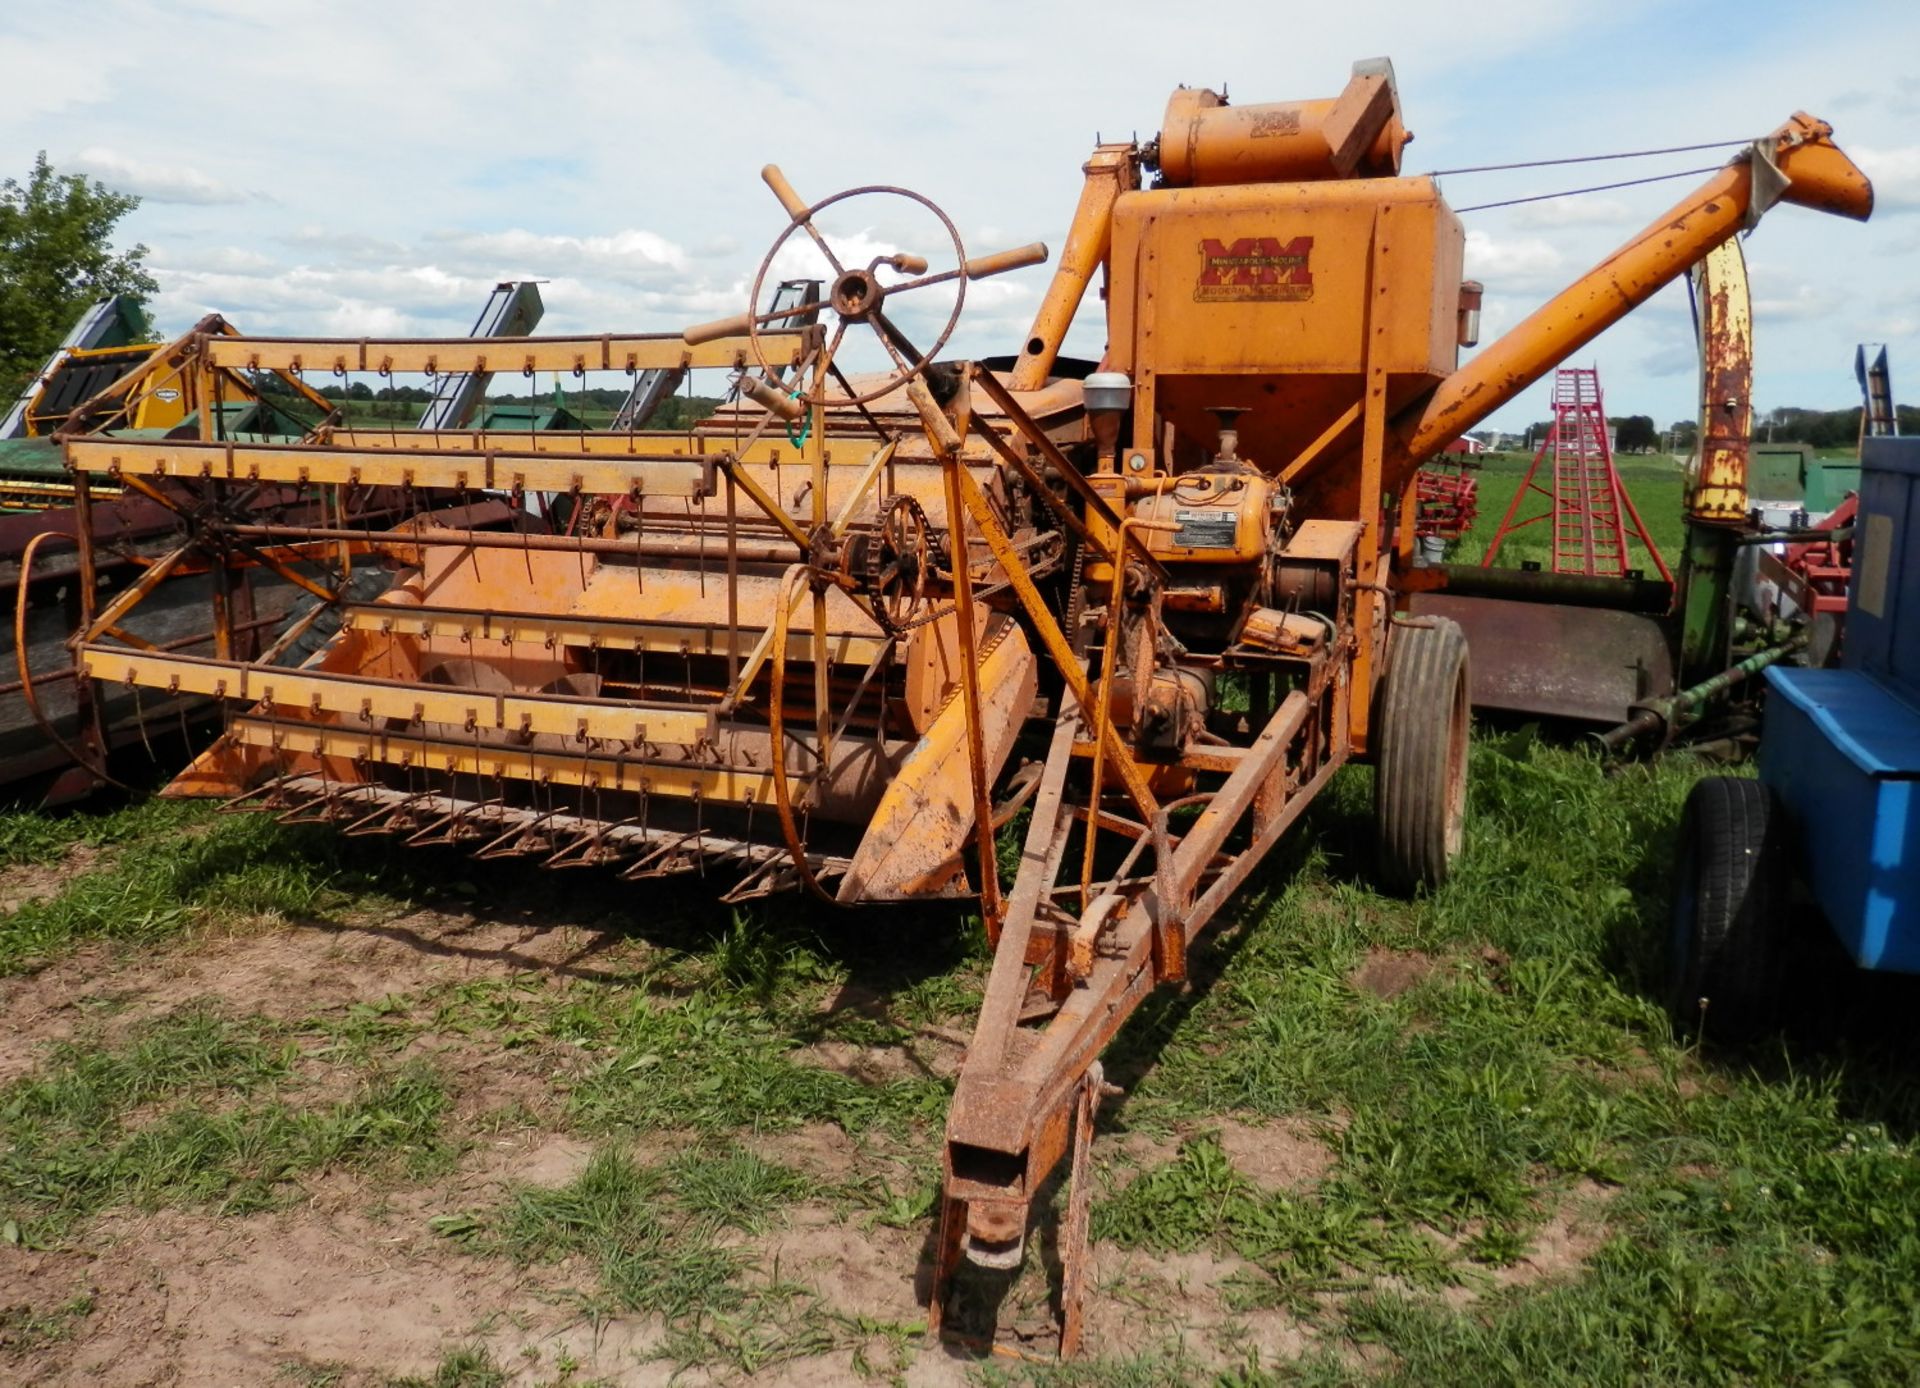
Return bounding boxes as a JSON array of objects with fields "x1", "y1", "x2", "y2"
[
  {"x1": 0, "y1": 844, "x2": 101, "y2": 916},
  {"x1": 1085, "y1": 1245, "x2": 1315, "y2": 1363},
  {"x1": 1349, "y1": 948, "x2": 1440, "y2": 1000},
  {"x1": 0, "y1": 1206, "x2": 556, "y2": 1387},
  {"x1": 1099, "y1": 1126, "x2": 1183, "y2": 1172},
  {"x1": 1214, "y1": 1118, "x2": 1334, "y2": 1191},
  {"x1": 1435, "y1": 1180, "x2": 1615, "y2": 1310},
  {"x1": 743, "y1": 1121, "x2": 875, "y2": 1183},
  {"x1": 452, "y1": 1130, "x2": 597, "y2": 1194},
  {"x1": 795, "y1": 1038, "x2": 956, "y2": 1085},
  {"x1": 764, "y1": 1206, "x2": 927, "y2": 1326},
  {"x1": 0, "y1": 907, "x2": 626, "y2": 1085},
  {"x1": 1492, "y1": 1180, "x2": 1613, "y2": 1288}
]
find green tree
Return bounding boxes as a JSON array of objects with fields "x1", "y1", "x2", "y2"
[
  {"x1": 0, "y1": 152, "x2": 159, "y2": 398},
  {"x1": 1608, "y1": 414, "x2": 1657, "y2": 452}
]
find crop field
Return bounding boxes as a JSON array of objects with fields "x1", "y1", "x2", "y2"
[
  {"x1": 4, "y1": 459, "x2": 1918, "y2": 1386},
  {"x1": 1445, "y1": 452, "x2": 1688, "y2": 572}
]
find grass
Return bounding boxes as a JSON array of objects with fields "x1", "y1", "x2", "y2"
[
  {"x1": 0, "y1": 1290, "x2": 93, "y2": 1351},
  {"x1": 1447, "y1": 451, "x2": 1686, "y2": 572},
  {"x1": 470, "y1": 1144, "x2": 865, "y2": 1376},
  {"x1": 386, "y1": 1346, "x2": 511, "y2": 1388},
  {"x1": 0, "y1": 798, "x2": 432, "y2": 974},
  {"x1": 1001, "y1": 734, "x2": 1920, "y2": 1384},
  {"x1": 0, "y1": 792, "x2": 199, "y2": 868},
  {"x1": 6, "y1": 736, "x2": 1920, "y2": 1380},
  {"x1": 0, "y1": 1006, "x2": 453, "y2": 1244}
]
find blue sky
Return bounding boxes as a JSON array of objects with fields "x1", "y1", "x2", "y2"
[{"x1": 4, "y1": 0, "x2": 1915, "y2": 434}]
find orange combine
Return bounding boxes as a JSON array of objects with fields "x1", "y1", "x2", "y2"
[{"x1": 50, "y1": 61, "x2": 1871, "y2": 1352}]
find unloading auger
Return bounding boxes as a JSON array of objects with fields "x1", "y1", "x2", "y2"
[{"x1": 56, "y1": 60, "x2": 1871, "y2": 1355}]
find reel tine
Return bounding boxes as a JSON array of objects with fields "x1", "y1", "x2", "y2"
[
  {"x1": 718, "y1": 855, "x2": 798, "y2": 904},
  {"x1": 541, "y1": 821, "x2": 619, "y2": 870},
  {"x1": 619, "y1": 828, "x2": 711, "y2": 880},
  {"x1": 271, "y1": 779, "x2": 341, "y2": 824},
  {"x1": 475, "y1": 808, "x2": 560, "y2": 860},
  {"x1": 219, "y1": 775, "x2": 300, "y2": 815},
  {"x1": 342, "y1": 789, "x2": 436, "y2": 838},
  {"x1": 405, "y1": 796, "x2": 505, "y2": 847}
]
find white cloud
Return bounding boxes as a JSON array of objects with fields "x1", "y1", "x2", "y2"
[
  {"x1": 0, "y1": 34, "x2": 120, "y2": 118},
  {"x1": 282, "y1": 228, "x2": 413, "y2": 263},
  {"x1": 65, "y1": 147, "x2": 259, "y2": 205},
  {"x1": 1640, "y1": 340, "x2": 1698, "y2": 378},
  {"x1": 1854, "y1": 146, "x2": 1920, "y2": 214},
  {"x1": 1463, "y1": 228, "x2": 1566, "y2": 294},
  {"x1": 1751, "y1": 283, "x2": 1840, "y2": 323},
  {"x1": 427, "y1": 228, "x2": 691, "y2": 283},
  {"x1": 1510, "y1": 196, "x2": 1636, "y2": 230},
  {"x1": 1829, "y1": 77, "x2": 1920, "y2": 121}
]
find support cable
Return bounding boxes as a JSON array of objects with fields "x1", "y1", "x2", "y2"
[
  {"x1": 1453, "y1": 164, "x2": 1723, "y2": 214},
  {"x1": 1424, "y1": 138, "x2": 1754, "y2": 177}
]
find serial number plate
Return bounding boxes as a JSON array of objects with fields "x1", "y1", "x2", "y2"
[{"x1": 1173, "y1": 510, "x2": 1239, "y2": 549}]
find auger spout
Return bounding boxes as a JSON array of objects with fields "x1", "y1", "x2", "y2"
[{"x1": 1387, "y1": 113, "x2": 1872, "y2": 487}]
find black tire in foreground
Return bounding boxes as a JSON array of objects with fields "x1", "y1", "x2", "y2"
[
  {"x1": 1374, "y1": 616, "x2": 1470, "y2": 893},
  {"x1": 1666, "y1": 776, "x2": 1792, "y2": 1041}
]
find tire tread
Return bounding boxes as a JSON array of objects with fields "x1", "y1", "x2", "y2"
[
  {"x1": 1374, "y1": 618, "x2": 1470, "y2": 892},
  {"x1": 1668, "y1": 776, "x2": 1790, "y2": 1038}
]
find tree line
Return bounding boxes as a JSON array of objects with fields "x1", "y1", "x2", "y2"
[{"x1": 1496, "y1": 404, "x2": 1920, "y2": 454}]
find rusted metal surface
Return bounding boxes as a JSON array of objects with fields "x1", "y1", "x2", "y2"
[
  {"x1": 1009, "y1": 146, "x2": 1138, "y2": 391},
  {"x1": 729, "y1": 170, "x2": 1046, "y2": 409},
  {"x1": 1404, "y1": 561, "x2": 1671, "y2": 613},
  {"x1": 1406, "y1": 592, "x2": 1675, "y2": 723},
  {"x1": 1690, "y1": 239, "x2": 1754, "y2": 524},
  {"x1": 198, "y1": 329, "x2": 804, "y2": 377}
]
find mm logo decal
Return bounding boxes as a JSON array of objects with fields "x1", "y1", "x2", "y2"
[{"x1": 1196, "y1": 236, "x2": 1314, "y2": 303}]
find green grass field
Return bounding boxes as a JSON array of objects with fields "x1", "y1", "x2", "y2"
[{"x1": 1446, "y1": 451, "x2": 1688, "y2": 574}]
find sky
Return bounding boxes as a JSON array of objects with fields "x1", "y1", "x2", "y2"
[{"x1": 4, "y1": 0, "x2": 1917, "y2": 435}]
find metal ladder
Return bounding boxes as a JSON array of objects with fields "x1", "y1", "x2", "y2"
[{"x1": 1548, "y1": 368, "x2": 1630, "y2": 576}]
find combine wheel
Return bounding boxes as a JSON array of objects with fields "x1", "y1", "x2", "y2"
[
  {"x1": 1666, "y1": 777, "x2": 1790, "y2": 1040},
  {"x1": 1373, "y1": 617, "x2": 1470, "y2": 892}
]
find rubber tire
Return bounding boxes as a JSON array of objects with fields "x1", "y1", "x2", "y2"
[
  {"x1": 1374, "y1": 617, "x2": 1470, "y2": 893},
  {"x1": 1666, "y1": 776, "x2": 1791, "y2": 1041}
]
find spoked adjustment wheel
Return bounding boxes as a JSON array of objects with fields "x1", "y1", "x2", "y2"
[
  {"x1": 747, "y1": 175, "x2": 970, "y2": 407},
  {"x1": 685, "y1": 165, "x2": 1048, "y2": 408}
]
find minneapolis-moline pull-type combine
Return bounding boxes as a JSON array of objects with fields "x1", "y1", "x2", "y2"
[{"x1": 54, "y1": 61, "x2": 1871, "y2": 1353}]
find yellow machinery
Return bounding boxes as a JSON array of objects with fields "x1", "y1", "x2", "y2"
[{"x1": 51, "y1": 61, "x2": 1872, "y2": 1352}]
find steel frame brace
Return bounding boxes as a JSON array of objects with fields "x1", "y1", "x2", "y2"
[
  {"x1": 226, "y1": 716, "x2": 778, "y2": 804},
  {"x1": 80, "y1": 645, "x2": 718, "y2": 747},
  {"x1": 67, "y1": 438, "x2": 721, "y2": 499},
  {"x1": 200, "y1": 331, "x2": 806, "y2": 377},
  {"x1": 339, "y1": 603, "x2": 891, "y2": 666}
]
